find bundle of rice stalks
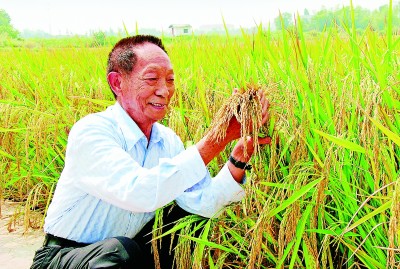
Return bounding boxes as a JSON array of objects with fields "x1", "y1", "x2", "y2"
[{"x1": 207, "y1": 84, "x2": 265, "y2": 157}]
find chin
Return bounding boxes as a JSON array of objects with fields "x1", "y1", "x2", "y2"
[{"x1": 149, "y1": 114, "x2": 166, "y2": 123}]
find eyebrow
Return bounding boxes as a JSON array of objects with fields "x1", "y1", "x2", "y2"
[
  {"x1": 142, "y1": 68, "x2": 174, "y2": 78},
  {"x1": 143, "y1": 63, "x2": 173, "y2": 71}
]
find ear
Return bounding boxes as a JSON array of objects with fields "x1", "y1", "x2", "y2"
[{"x1": 107, "y1": 72, "x2": 122, "y2": 97}]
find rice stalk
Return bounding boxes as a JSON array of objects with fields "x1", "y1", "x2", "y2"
[
  {"x1": 152, "y1": 207, "x2": 163, "y2": 269},
  {"x1": 388, "y1": 176, "x2": 400, "y2": 268},
  {"x1": 247, "y1": 208, "x2": 269, "y2": 268}
]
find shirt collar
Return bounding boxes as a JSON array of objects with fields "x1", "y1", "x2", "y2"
[
  {"x1": 111, "y1": 102, "x2": 164, "y2": 150},
  {"x1": 149, "y1": 122, "x2": 163, "y2": 145}
]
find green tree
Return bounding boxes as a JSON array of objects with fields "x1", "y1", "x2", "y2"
[
  {"x1": 295, "y1": 3, "x2": 398, "y2": 33},
  {"x1": 274, "y1": 12, "x2": 293, "y2": 30},
  {"x1": 334, "y1": 6, "x2": 371, "y2": 30},
  {"x1": 0, "y1": 9, "x2": 20, "y2": 39},
  {"x1": 90, "y1": 30, "x2": 107, "y2": 47},
  {"x1": 370, "y1": 3, "x2": 400, "y2": 32},
  {"x1": 310, "y1": 9, "x2": 336, "y2": 31}
]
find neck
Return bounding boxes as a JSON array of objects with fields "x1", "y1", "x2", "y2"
[
  {"x1": 117, "y1": 101, "x2": 154, "y2": 141},
  {"x1": 137, "y1": 122, "x2": 153, "y2": 141}
]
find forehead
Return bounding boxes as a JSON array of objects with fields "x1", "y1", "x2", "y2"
[{"x1": 133, "y1": 43, "x2": 173, "y2": 70}]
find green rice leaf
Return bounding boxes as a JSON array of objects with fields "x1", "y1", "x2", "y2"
[
  {"x1": 368, "y1": 116, "x2": 400, "y2": 146},
  {"x1": 195, "y1": 219, "x2": 212, "y2": 259},
  {"x1": 303, "y1": 139, "x2": 324, "y2": 168},
  {"x1": 0, "y1": 127, "x2": 26, "y2": 133},
  {"x1": 345, "y1": 200, "x2": 392, "y2": 232},
  {"x1": 313, "y1": 129, "x2": 365, "y2": 153},
  {"x1": 289, "y1": 204, "x2": 313, "y2": 269},
  {"x1": 267, "y1": 177, "x2": 322, "y2": 218},
  {"x1": 181, "y1": 235, "x2": 238, "y2": 255},
  {"x1": 0, "y1": 148, "x2": 16, "y2": 161},
  {"x1": 208, "y1": 251, "x2": 216, "y2": 269},
  {"x1": 339, "y1": 239, "x2": 386, "y2": 269}
]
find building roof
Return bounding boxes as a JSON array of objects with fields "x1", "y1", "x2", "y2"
[{"x1": 168, "y1": 24, "x2": 192, "y2": 29}]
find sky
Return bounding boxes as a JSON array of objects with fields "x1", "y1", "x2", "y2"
[{"x1": 1, "y1": 0, "x2": 393, "y2": 35}]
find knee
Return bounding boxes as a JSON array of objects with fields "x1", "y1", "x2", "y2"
[
  {"x1": 114, "y1": 236, "x2": 142, "y2": 261},
  {"x1": 89, "y1": 236, "x2": 143, "y2": 269}
]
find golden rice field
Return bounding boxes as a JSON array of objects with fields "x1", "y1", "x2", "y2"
[{"x1": 1, "y1": 15, "x2": 400, "y2": 269}]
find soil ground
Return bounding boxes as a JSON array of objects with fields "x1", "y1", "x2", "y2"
[{"x1": 0, "y1": 200, "x2": 44, "y2": 269}]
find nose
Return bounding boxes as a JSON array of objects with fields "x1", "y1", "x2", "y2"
[{"x1": 155, "y1": 80, "x2": 170, "y2": 98}]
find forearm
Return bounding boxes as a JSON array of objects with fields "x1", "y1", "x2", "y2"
[
  {"x1": 227, "y1": 161, "x2": 247, "y2": 183},
  {"x1": 226, "y1": 136, "x2": 253, "y2": 183},
  {"x1": 196, "y1": 136, "x2": 250, "y2": 183},
  {"x1": 196, "y1": 133, "x2": 231, "y2": 166},
  {"x1": 227, "y1": 136, "x2": 271, "y2": 183}
]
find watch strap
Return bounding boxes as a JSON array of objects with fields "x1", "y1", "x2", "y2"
[{"x1": 229, "y1": 155, "x2": 252, "y2": 170}]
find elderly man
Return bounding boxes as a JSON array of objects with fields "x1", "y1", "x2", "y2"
[{"x1": 30, "y1": 35, "x2": 271, "y2": 268}]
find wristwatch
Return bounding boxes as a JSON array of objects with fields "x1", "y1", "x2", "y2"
[{"x1": 229, "y1": 155, "x2": 252, "y2": 170}]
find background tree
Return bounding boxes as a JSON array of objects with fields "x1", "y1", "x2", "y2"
[
  {"x1": 275, "y1": 3, "x2": 400, "y2": 33},
  {"x1": 310, "y1": 8, "x2": 335, "y2": 31},
  {"x1": 0, "y1": 9, "x2": 20, "y2": 39},
  {"x1": 274, "y1": 12, "x2": 293, "y2": 31}
]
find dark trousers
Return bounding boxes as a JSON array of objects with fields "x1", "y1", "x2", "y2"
[{"x1": 30, "y1": 204, "x2": 193, "y2": 269}]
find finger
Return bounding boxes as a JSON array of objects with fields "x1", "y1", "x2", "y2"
[
  {"x1": 241, "y1": 135, "x2": 254, "y2": 146},
  {"x1": 233, "y1": 136, "x2": 256, "y2": 157},
  {"x1": 261, "y1": 109, "x2": 270, "y2": 125},
  {"x1": 258, "y1": 136, "x2": 272, "y2": 145},
  {"x1": 258, "y1": 91, "x2": 269, "y2": 112},
  {"x1": 261, "y1": 99, "x2": 270, "y2": 125},
  {"x1": 245, "y1": 136, "x2": 257, "y2": 155},
  {"x1": 261, "y1": 98, "x2": 269, "y2": 113},
  {"x1": 259, "y1": 93, "x2": 265, "y2": 108},
  {"x1": 259, "y1": 89, "x2": 267, "y2": 100},
  {"x1": 259, "y1": 89, "x2": 264, "y2": 98}
]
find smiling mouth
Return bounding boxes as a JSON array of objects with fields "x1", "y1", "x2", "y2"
[{"x1": 149, "y1": 102, "x2": 166, "y2": 108}]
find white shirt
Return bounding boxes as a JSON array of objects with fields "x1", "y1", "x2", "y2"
[{"x1": 44, "y1": 102, "x2": 245, "y2": 243}]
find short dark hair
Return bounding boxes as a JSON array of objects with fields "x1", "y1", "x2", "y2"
[{"x1": 106, "y1": 35, "x2": 168, "y2": 98}]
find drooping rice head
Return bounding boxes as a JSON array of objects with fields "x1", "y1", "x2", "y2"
[{"x1": 207, "y1": 84, "x2": 264, "y2": 157}]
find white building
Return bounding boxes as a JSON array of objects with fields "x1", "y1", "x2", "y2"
[{"x1": 168, "y1": 24, "x2": 192, "y2": 36}]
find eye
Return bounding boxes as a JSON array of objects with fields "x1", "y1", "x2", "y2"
[
  {"x1": 167, "y1": 75, "x2": 175, "y2": 82},
  {"x1": 144, "y1": 77, "x2": 158, "y2": 85}
]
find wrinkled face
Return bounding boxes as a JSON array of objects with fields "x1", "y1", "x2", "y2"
[{"x1": 118, "y1": 43, "x2": 175, "y2": 129}]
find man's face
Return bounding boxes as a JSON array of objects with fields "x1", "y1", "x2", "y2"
[{"x1": 118, "y1": 43, "x2": 175, "y2": 129}]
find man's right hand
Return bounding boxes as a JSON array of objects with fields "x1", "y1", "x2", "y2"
[
  {"x1": 196, "y1": 88, "x2": 270, "y2": 166},
  {"x1": 223, "y1": 89, "x2": 270, "y2": 143}
]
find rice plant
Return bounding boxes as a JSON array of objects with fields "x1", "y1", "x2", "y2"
[{"x1": 0, "y1": 3, "x2": 399, "y2": 268}]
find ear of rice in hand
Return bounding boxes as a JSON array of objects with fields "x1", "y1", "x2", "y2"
[{"x1": 207, "y1": 85, "x2": 265, "y2": 157}]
